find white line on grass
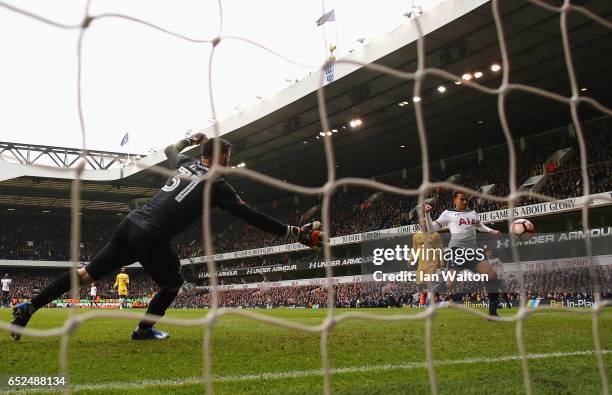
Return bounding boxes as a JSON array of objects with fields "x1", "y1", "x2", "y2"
[{"x1": 9, "y1": 349, "x2": 610, "y2": 393}]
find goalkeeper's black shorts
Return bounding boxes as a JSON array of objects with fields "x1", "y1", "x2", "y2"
[{"x1": 85, "y1": 218, "x2": 183, "y2": 288}]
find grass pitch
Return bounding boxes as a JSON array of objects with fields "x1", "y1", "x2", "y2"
[{"x1": 0, "y1": 307, "x2": 610, "y2": 394}]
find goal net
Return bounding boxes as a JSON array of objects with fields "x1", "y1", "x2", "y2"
[{"x1": 0, "y1": 1, "x2": 610, "y2": 394}]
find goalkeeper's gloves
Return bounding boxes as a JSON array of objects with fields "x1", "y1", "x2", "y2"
[
  {"x1": 286, "y1": 221, "x2": 325, "y2": 248},
  {"x1": 187, "y1": 132, "x2": 207, "y2": 145}
]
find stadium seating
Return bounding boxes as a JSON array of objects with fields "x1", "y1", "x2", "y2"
[
  {"x1": 171, "y1": 265, "x2": 611, "y2": 308},
  {"x1": 1, "y1": 120, "x2": 610, "y2": 261}
]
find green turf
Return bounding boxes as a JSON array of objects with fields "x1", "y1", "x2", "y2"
[{"x1": 0, "y1": 307, "x2": 610, "y2": 394}]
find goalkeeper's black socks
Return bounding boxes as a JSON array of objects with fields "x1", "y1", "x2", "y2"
[
  {"x1": 138, "y1": 288, "x2": 179, "y2": 330},
  {"x1": 31, "y1": 271, "x2": 80, "y2": 310}
]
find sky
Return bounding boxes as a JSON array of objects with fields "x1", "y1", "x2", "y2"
[{"x1": 0, "y1": 0, "x2": 444, "y2": 155}]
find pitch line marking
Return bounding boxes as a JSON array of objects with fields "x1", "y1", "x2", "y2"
[{"x1": 9, "y1": 349, "x2": 610, "y2": 393}]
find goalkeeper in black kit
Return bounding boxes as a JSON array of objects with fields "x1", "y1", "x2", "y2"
[{"x1": 10, "y1": 134, "x2": 324, "y2": 340}]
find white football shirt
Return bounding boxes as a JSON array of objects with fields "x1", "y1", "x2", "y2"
[
  {"x1": 428, "y1": 209, "x2": 493, "y2": 248},
  {"x1": 1, "y1": 278, "x2": 12, "y2": 292}
]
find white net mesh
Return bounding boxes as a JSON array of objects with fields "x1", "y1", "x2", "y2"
[{"x1": 0, "y1": 0, "x2": 611, "y2": 394}]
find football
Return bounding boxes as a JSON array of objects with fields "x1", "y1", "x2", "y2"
[{"x1": 510, "y1": 218, "x2": 535, "y2": 241}]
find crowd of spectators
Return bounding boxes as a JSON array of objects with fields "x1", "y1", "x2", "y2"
[
  {"x1": 0, "y1": 213, "x2": 115, "y2": 261},
  {"x1": 172, "y1": 265, "x2": 612, "y2": 308},
  {"x1": 2, "y1": 269, "x2": 157, "y2": 301},
  {"x1": 171, "y1": 119, "x2": 612, "y2": 255},
  {"x1": 2, "y1": 264, "x2": 609, "y2": 308},
  {"x1": 1, "y1": 120, "x2": 610, "y2": 262},
  {"x1": 171, "y1": 282, "x2": 420, "y2": 309}
]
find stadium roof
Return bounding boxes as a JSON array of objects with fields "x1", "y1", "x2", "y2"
[{"x1": 2, "y1": 0, "x2": 612, "y2": 211}]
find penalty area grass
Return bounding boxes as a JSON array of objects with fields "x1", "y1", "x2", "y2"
[{"x1": 0, "y1": 307, "x2": 609, "y2": 394}]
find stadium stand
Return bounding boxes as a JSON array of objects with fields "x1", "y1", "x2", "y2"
[
  {"x1": 1, "y1": 117, "x2": 610, "y2": 261},
  {"x1": 172, "y1": 265, "x2": 612, "y2": 309},
  {"x1": 0, "y1": 268, "x2": 157, "y2": 302},
  {"x1": 1, "y1": 116, "x2": 610, "y2": 310},
  {"x1": 2, "y1": 265, "x2": 609, "y2": 309}
]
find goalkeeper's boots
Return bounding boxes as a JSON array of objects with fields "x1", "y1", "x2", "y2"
[
  {"x1": 10, "y1": 301, "x2": 35, "y2": 340},
  {"x1": 131, "y1": 326, "x2": 170, "y2": 340}
]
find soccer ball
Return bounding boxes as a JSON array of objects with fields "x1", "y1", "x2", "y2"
[{"x1": 510, "y1": 218, "x2": 535, "y2": 241}]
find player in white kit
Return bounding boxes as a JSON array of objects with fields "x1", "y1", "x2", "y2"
[
  {"x1": 424, "y1": 191, "x2": 502, "y2": 316},
  {"x1": 1, "y1": 274, "x2": 12, "y2": 308},
  {"x1": 89, "y1": 283, "x2": 99, "y2": 308}
]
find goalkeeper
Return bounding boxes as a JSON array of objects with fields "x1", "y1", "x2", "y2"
[{"x1": 11, "y1": 134, "x2": 324, "y2": 340}]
